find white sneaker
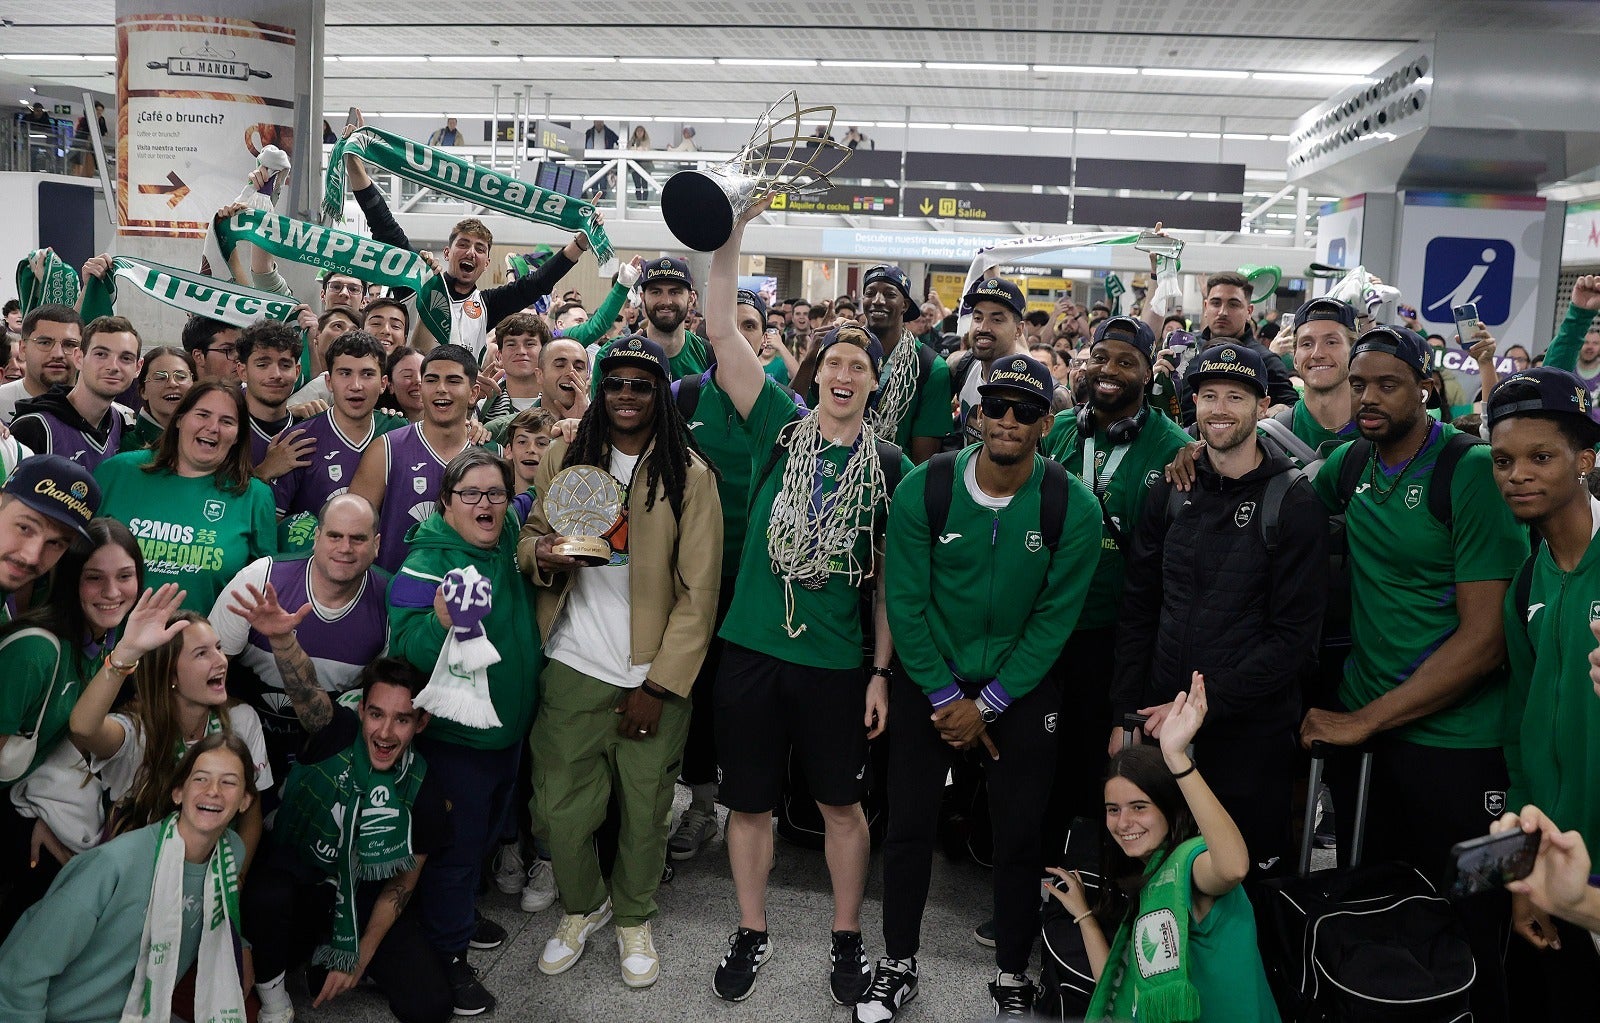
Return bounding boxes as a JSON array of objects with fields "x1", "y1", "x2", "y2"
[
  {"x1": 521, "y1": 858, "x2": 557, "y2": 913},
  {"x1": 539, "y1": 900, "x2": 613, "y2": 975},
  {"x1": 617, "y1": 921, "x2": 661, "y2": 988},
  {"x1": 667, "y1": 805, "x2": 718, "y2": 860},
  {"x1": 491, "y1": 842, "x2": 524, "y2": 896},
  {"x1": 257, "y1": 1006, "x2": 295, "y2": 1023}
]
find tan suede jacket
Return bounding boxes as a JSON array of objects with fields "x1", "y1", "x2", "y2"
[{"x1": 517, "y1": 437, "x2": 723, "y2": 697}]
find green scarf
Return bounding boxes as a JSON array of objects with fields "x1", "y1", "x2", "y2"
[
  {"x1": 275, "y1": 735, "x2": 426, "y2": 971},
  {"x1": 1087, "y1": 836, "x2": 1206, "y2": 1023},
  {"x1": 205, "y1": 206, "x2": 451, "y2": 343},
  {"x1": 16, "y1": 249, "x2": 79, "y2": 315},
  {"x1": 325, "y1": 125, "x2": 616, "y2": 273},
  {"x1": 78, "y1": 254, "x2": 299, "y2": 330}
]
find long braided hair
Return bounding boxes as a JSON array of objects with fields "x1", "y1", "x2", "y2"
[{"x1": 562, "y1": 372, "x2": 716, "y2": 518}]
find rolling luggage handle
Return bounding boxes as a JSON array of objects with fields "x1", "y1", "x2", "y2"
[
  {"x1": 1299, "y1": 742, "x2": 1372, "y2": 877},
  {"x1": 1122, "y1": 713, "x2": 1148, "y2": 750}
]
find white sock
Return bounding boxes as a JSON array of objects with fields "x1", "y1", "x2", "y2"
[
  {"x1": 257, "y1": 971, "x2": 291, "y2": 1012},
  {"x1": 689, "y1": 782, "x2": 717, "y2": 811},
  {"x1": 995, "y1": 971, "x2": 1029, "y2": 988}
]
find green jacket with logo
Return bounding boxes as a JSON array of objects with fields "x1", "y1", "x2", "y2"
[
  {"x1": 1042, "y1": 407, "x2": 1192, "y2": 630},
  {"x1": 1504, "y1": 526, "x2": 1600, "y2": 847},
  {"x1": 885, "y1": 445, "x2": 1100, "y2": 707}
]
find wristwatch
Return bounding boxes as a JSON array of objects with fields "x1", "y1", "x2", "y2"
[{"x1": 973, "y1": 694, "x2": 1000, "y2": 725}]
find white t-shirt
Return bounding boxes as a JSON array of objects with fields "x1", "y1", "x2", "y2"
[
  {"x1": 963, "y1": 455, "x2": 1013, "y2": 511},
  {"x1": 93, "y1": 704, "x2": 275, "y2": 796},
  {"x1": 0, "y1": 378, "x2": 40, "y2": 425},
  {"x1": 546, "y1": 449, "x2": 649, "y2": 689}
]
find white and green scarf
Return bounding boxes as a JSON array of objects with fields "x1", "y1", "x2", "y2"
[
  {"x1": 121, "y1": 813, "x2": 244, "y2": 1023},
  {"x1": 1087, "y1": 836, "x2": 1206, "y2": 1023},
  {"x1": 325, "y1": 125, "x2": 617, "y2": 273},
  {"x1": 203, "y1": 206, "x2": 452, "y2": 342},
  {"x1": 16, "y1": 248, "x2": 79, "y2": 315},
  {"x1": 275, "y1": 736, "x2": 426, "y2": 971},
  {"x1": 78, "y1": 254, "x2": 299, "y2": 330}
]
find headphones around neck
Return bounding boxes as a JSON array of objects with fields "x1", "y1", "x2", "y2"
[{"x1": 1076, "y1": 403, "x2": 1149, "y2": 446}]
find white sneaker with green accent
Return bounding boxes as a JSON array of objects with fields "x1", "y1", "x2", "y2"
[
  {"x1": 617, "y1": 920, "x2": 661, "y2": 988},
  {"x1": 539, "y1": 900, "x2": 613, "y2": 975}
]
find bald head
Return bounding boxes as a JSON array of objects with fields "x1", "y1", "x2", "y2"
[{"x1": 312, "y1": 492, "x2": 381, "y2": 584}]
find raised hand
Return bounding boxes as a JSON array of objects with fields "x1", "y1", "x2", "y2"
[
  {"x1": 1571, "y1": 275, "x2": 1600, "y2": 312},
  {"x1": 226, "y1": 582, "x2": 312, "y2": 640},
  {"x1": 115, "y1": 584, "x2": 191, "y2": 660},
  {"x1": 1159, "y1": 673, "x2": 1207, "y2": 767}
]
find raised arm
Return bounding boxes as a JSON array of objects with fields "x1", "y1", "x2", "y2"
[
  {"x1": 69, "y1": 585, "x2": 190, "y2": 760},
  {"x1": 705, "y1": 197, "x2": 773, "y2": 419},
  {"x1": 225, "y1": 582, "x2": 330, "y2": 732},
  {"x1": 1157, "y1": 676, "x2": 1250, "y2": 897}
]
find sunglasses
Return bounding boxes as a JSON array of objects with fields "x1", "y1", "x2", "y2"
[
  {"x1": 980, "y1": 395, "x2": 1048, "y2": 424},
  {"x1": 601, "y1": 375, "x2": 657, "y2": 394}
]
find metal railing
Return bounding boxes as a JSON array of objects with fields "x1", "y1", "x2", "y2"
[{"x1": 0, "y1": 116, "x2": 115, "y2": 178}]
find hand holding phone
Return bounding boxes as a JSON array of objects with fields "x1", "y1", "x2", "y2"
[
  {"x1": 1446, "y1": 827, "x2": 1540, "y2": 900},
  {"x1": 1451, "y1": 302, "x2": 1482, "y2": 345}
]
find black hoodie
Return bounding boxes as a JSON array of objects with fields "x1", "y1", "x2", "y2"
[
  {"x1": 1112, "y1": 446, "x2": 1329, "y2": 736},
  {"x1": 11, "y1": 386, "x2": 129, "y2": 469}
]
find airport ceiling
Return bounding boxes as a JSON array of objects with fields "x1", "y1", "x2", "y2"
[{"x1": 7, "y1": 2, "x2": 1600, "y2": 139}]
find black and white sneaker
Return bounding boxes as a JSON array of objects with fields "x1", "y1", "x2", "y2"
[
  {"x1": 468, "y1": 912, "x2": 506, "y2": 950},
  {"x1": 712, "y1": 927, "x2": 773, "y2": 1002},
  {"x1": 988, "y1": 972, "x2": 1037, "y2": 1017},
  {"x1": 854, "y1": 957, "x2": 918, "y2": 1022},
  {"x1": 446, "y1": 954, "x2": 496, "y2": 1016},
  {"x1": 829, "y1": 930, "x2": 873, "y2": 1005}
]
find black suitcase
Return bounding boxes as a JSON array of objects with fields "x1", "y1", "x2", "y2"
[{"x1": 1258, "y1": 747, "x2": 1476, "y2": 1022}]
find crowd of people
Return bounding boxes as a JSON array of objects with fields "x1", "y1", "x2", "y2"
[{"x1": 0, "y1": 120, "x2": 1599, "y2": 1023}]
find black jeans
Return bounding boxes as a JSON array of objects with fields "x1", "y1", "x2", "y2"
[
  {"x1": 1044, "y1": 626, "x2": 1116, "y2": 860},
  {"x1": 881, "y1": 673, "x2": 1060, "y2": 974},
  {"x1": 243, "y1": 854, "x2": 452, "y2": 1023},
  {"x1": 1193, "y1": 726, "x2": 1297, "y2": 880},
  {"x1": 680, "y1": 577, "x2": 737, "y2": 789}
]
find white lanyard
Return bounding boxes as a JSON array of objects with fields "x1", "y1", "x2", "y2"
[{"x1": 1081, "y1": 433, "x2": 1129, "y2": 499}]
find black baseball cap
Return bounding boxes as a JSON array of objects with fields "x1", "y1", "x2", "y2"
[
  {"x1": 598, "y1": 333, "x2": 671, "y2": 380},
  {"x1": 639, "y1": 256, "x2": 694, "y2": 290},
  {"x1": 736, "y1": 289, "x2": 768, "y2": 322},
  {"x1": 1350, "y1": 324, "x2": 1431, "y2": 379},
  {"x1": 1092, "y1": 315, "x2": 1157, "y2": 365},
  {"x1": 978, "y1": 354, "x2": 1053, "y2": 407},
  {"x1": 815, "y1": 325, "x2": 885, "y2": 377},
  {"x1": 863, "y1": 264, "x2": 918, "y2": 322},
  {"x1": 1486, "y1": 367, "x2": 1600, "y2": 435},
  {"x1": 2, "y1": 454, "x2": 100, "y2": 542},
  {"x1": 1292, "y1": 297, "x2": 1357, "y2": 332},
  {"x1": 1186, "y1": 343, "x2": 1268, "y2": 397},
  {"x1": 962, "y1": 277, "x2": 1026, "y2": 319}
]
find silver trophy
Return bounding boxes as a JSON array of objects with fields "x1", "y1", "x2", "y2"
[
  {"x1": 662, "y1": 92, "x2": 854, "y2": 251},
  {"x1": 1133, "y1": 230, "x2": 1185, "y2": 261},
  {"x1": 543, "y1": 466, "x2": 624, "y2": 566}
]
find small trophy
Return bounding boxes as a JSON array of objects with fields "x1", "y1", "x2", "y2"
[
  {"x1": 543, "y1": 466, "x2": 624, "y2": 566},
  {"x1": 1133, "y1": 231, "x2": 1185, "y2": 261},
  {"x1": 662, "y1": 91, "x2": 854, "y2": 251}
]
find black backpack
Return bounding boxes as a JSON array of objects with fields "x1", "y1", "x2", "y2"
[
  {"x1": 674, "y1": 369, "x2": 800, "y2": 424},
  {"x1": 922, "y1": 449, "x2": 1072, "y2": 551}
]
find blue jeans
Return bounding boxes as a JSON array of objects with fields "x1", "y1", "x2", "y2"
[{"x1": 413, "y1": 735, "x2": 521, "y2": 955}]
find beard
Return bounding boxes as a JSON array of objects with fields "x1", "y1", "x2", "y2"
[{"x1": 647, "y1": 304, "x2": 687, "y2": 334}]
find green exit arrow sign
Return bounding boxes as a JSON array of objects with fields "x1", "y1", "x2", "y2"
[{"x1": 52, "y1": 104, "x2": 72, "y2": 116}]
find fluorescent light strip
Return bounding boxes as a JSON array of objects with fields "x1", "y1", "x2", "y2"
[
  {"x1": 339, "y1": 55, "x2": 425, "y2": 62},
  {"x1": 1189, "y1": 131, "x2": 1222, "y2": 139},
  {"x1": 1074, "y1": 127, "x2": 1108, "y2": 135},
  {"x1": 1030, "y1": 126, "x2": 1076, "y2": 134},
  {"x1": 906, "y1": 121, "x2": 951, "y2": 130},
  {"x1": 8, "y1": 54, "x2": 89, "y2": 60},
  {"x1": 951, "y1": 123, "x2": 1029, "y2": 133},
  {"x1": 1109, "y1": 128, "x2": 1189, "y2": 138},
  {"x1": 720, "y1": 58, "x2": 817, "y2": 67},
  {"x1": 1223, "y1": 132, "x2": 1269, "y2": 141},
  {"x1": 1253, "y1": 71, "x2": 1374, "y2": 85},
  {"x1": 819, "y1": 59, "x2": 922, "y2": 69},
  {"x1": 522, "y1": 56, "x2": 617, "y2": 63},
  {"x1": 925, "y1": 61, "x2": 1029, "y2": 72},
  {"x1": 617, "y1": 57, "x2": 715, "y2": 65},
  {"x1": 1140, "y1": 67, "x2": 1250, "y2": 80},
  {"x1": 428, "y1": 55, "x2": 521, "y2": 63},
  {"x1": 1033, "y1": 64, "x2": 1137, "y2": 76}
]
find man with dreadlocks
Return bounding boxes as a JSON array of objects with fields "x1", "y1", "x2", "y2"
[
  {"x1": 704, "y1": 201, "x2": 912, "y2": 1007},
  {"x1": 517, "y1": 334, "x2": 723, "y2": 990}
]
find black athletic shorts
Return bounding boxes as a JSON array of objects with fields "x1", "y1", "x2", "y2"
[{"x1": 714, "y1": 643, "x2": 870, "y2": 813}]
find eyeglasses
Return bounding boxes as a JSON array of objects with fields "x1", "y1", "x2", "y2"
[
  {"x1": 27, "y1": 336, "x2": 80, "y2": 353},
  {"x1": 323, "y1": 281, "x2": 365, "y2": 295},
  {"x1": 980, "y1": 395, "x2": 1048, "y2": 424},
  {"x1": 148, "y1": 370, "x2": 193, "y2": 384},
  {"x1": 601, "y1": 376, "x2": 656, "y2": 394},
  {"x1": 205, "y1": 345, "x2": 238, "y2": 359},
  {"x1": 450, "y1": 487, "x2": 509, "y2": 506}
]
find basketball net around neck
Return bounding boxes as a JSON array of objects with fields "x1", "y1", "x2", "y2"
[
  {"x1": 871, "y1": 328, "x2": 919, "y2": 438},
  {"x1": 766, "y1": 413, "x2": 887, "y2": 638}
]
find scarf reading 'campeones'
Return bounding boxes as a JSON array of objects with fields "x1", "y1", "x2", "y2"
[{"x1": 275, "y1": 735, "x2": 426, "y2": 971}]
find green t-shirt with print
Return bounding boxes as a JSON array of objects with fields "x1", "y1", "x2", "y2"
[
  {"x1": 0, "y1": 629, "x2": 95, "y2": 785},
  {"x1": 95, "y1": 450, "x2": 278, "y2": 613},
  {"x1": 1313, "y1": 424, "x2": 1528, "y2": 748},
  {"x1": 718, "y1": 384, "x2": 910, "y2": 669}
]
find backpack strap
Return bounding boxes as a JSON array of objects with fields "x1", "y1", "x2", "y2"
[
  {"x1": 674, "y1": 369, "x2": 706, "y2": 422},
  {"x1": 1512, "y1": 546, "x2": 1539, "y2": 642},
  {"x1": 1258, "y1": 467, "x2": 1306, "y2": 555},
  {"x1": 915, "y1": 337, "x2": 937, "y2": 390},
  {"x1": 1269, "y1": 403, "x2": 1296, "y2": 427},
  {"x1": 1257, "y1": 415, "x2": 1322, "y2": 469},
  {"x1": 876, "y1": 440, "x2": 906, "y2": 497},
  {"x1": 923, "y1": 450, "x2": 959, "y2": 541},
  {"x1": 753, "y1": 418, "x2": 802, "y2": 496},
  {"x1": 1427, "y1": 431, "x2": 1484, "y2": 528},
  {"x1": 1335, "y1": 437, "x2": 1371, "y2": 511},
  {"x1": 1039, "y1": 456, "x2": 1070, "y2": 552}
]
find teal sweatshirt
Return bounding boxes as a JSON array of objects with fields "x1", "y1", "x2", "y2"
[
  {"x1": 885, "y1": 446, "x2": 1101, "y2": 711},
  {"x1": 388, "y1": 509, "x2": 542, "y2": 749},
  {"x1": 0, "y1": 824, "x2": 244, "y2": 1023},
  {"x1": 1504, "y1": 524, "x2": 1600, "y2": 848}
]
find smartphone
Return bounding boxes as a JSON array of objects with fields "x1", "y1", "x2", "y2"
[
  {"x1": 1166, "y1": 329, "x2": 1197, "y2": 350},
  {"x1": 347, "y1": 106, "x2": 362, "y2": 129},
  {"x1": 1445, "y1": 828, "x2": 1540, "y2": 900},
  {"x1": 1451, "y1": 302, "x2": 1481, "y2": 343}
]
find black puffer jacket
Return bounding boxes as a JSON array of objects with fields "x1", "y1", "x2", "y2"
[{"x1": 1112, "y1": 448, "x2": 1328, "y2": 736}]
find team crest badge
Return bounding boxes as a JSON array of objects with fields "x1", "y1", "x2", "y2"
[
  {"x1": 1044, "y1": 712, "x2": 1057, "y2": 734},
  {"x1": 1405, "y1": 483, "x2": 1423, "y2": 509},
  {"x1": 1145, "y1": 469, "x2": 1161, "y2": 487},
  {"x1": 1234, "y1": 501, "x2": 1256, "y2": 527},
  {"x1": 203, "y1": 499, "x2": 225, "y2": 522},
  {"x1": 328, "y1": 464, "x2": 343, "y2": 482},
  {"x1": 413, "y1": 475, "x2": 429, "y2": 495},
  {"x1": 1485, "y1": 791, "x2": 1506, "y2": 816},
  {"x1": 463, "y1": 299, "x2": 483, "y2": 319},
  {"x1": 1590, "y1": 601, "x2": 1600, "y2": 621},
  {"x1": 1024, "y1": 530, "x2": 1043, "y2": 552}
]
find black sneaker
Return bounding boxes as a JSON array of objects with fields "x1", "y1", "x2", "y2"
[
  {"x1": 713, "y1": 927, "x2": 773, "y2": 1002},
  {"x1": 973, "y1": 917, "x2": 997, "y2": 947},
  {"x1": 446, "y1": 954, "x2": 496, "y2": 1016},
  {"x1": 989, "y1": 973, "x2": 1036, "y2": 1017},
  {"x1": 854, "y1": 957, "x2": 918, "y2": 1022},
  {"x1": 829, "y1": 930, "x2": 873, "y2": 1005},
  {"x1": 468, "y1": 912, "x2": 506, "y2": 950}
]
